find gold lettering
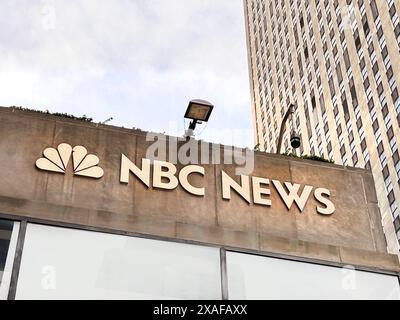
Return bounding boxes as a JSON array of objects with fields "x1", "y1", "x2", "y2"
[
  {"x1": 179, "y1": 165, "x2": 205, "y2": 196},
  {"x1": 221, "y1": 171, "x2": 251, "y2": 203},
  {"x1": 314, "y1": 188, "x2": 335, "y2": 215},
  {"x1": 272, "y1": 180, "x2": 313, "y2": 212},
  {"x1": 120, "y1": 155, "x2": 151, "y2": 187}
]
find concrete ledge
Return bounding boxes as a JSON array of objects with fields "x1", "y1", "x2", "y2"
[
  {"x1": 339, "y1": 247, "x2": 400, "y2": 272},
  {"x1": 0, "y1": 195, "x2": 398, "y2": 273}
]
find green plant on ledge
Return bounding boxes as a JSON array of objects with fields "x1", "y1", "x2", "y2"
[
  {"x1": 282, "y1": 151, "x2": 335, "y2": 164},
  {"x1": 11, "y1": 106, "x2": 93, "y2": 123}
]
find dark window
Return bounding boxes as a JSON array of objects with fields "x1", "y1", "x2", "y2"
[
  {"x1": 336, "y1": 64, "x2": 343, "y2": 83},
  {"x1": 394, "y1": 216, "x2": 400, "y2": 233},
  {"x1": 362, "y1": 17, "x2": 370, "y2": 35},
  {"x1": 304, "y1": 47, "x2": 309, "y2": 60},
  {"x1": 354, "y1": 33, "x2": 361, "y2": 50},
  {"x1": 392, "y1": 88, "x2": 399, "y2": 103},
  {"x1": 337, "y1": 124, "x2": 343, "y2": 136},
  {"x1": 350, "y1": 85, "x2": 358, "y2": 104},
  {"x1": 393, "y1": 150, "x2": 400, "y2": 164},
  {"x1": 363, "y1": 77, "x2": 370, "y2": 91},
  {"x1": 327, "y1": 141, "x2": 332, "y2": 154},
  {"x1": 382, "y1": 45, "x2": 389, "y2": 59},
  {"x1": 340, "y1": 145, "x2": 346, "y2": 157},
  {"x1": 352, "y1": 153, "x2": 358, "y2": 165},
  {"x1": 383, "y1": 165, "x2": 390, "y2": 180},
  {"x1": 368, "y1": 97, "x2": 375, "y2": 111},
  {"x1": 342, "y1": 98, "x2": 349, "y2": 115},
  {"x1": 320, "y1": 95, "x2": 326, "y2": 113},
  {"x1": 329, "y1": 77, "x2": 335, "y2": 97},
  {"x1": 340, "y1": 30, "x2": 345, "y2": 43},
  {"x1": 377, "y1": 82, "x2": 384, "y2": 96},
  {"x1": 318, "y1": 10, "x2": 322, "y2": 21},
  {"x1": 344, "y1": 49, "x2": 351, "y2": 70},
  {"x1": 0, "y1": 219, "x2": 14, "y2": 281},
  {"x1": 360, "y1": 57, "x2": 366, "y2": 70},
  {"x1": 333, "y1": 104, "x2": 339, "y2": 116},
  {"x1": 377, "y1": 141, "x2": 384, "y2": 156},
  {"x1": 372, "y1": 62, "x2": 379, "y2": 75},
  {"x1": 388, "y1": 190, "x2": 395, "y2": 206},
  {"x1": 389, "y1": 4, "x2": 396, "y2": 18},
  {"x1": 370, "y1": 0, "x2": 379, "y2": 19},
  {"x1": 334, "y1": 0, "x2": 339, "y2": 9},
  {"x1": 382, "y1": 104, "x2": 389, "y2": 118},
  {"x1": 311, "y1": 95, "x2": 316, "y2": 109},
  {"x1": 330, "y1": 29, "x2": 335, "y2": 41},
  {"x1": 323, "y1": 41, "x2": 328, "y2": 53},
  {"x1": 377, "y1": 26, "x2": 384, "y2": 40},
  {"x1": 324, "y1": 122, "x2": 329, "y2": 134},
  {"x1": 387, "y1": 66, "x2": 394, "y2": 82},
  {"x1": 349, "y1": 131, "x2": 354, "y2": 143},
  {"x1": 326, "y1": 58, "x2": 331, "y2": 70},
  {"x1": 361, "y1": 138, "x2": 367, "y2": 151},
  {"x1": 357, "y1": 117, "x2": 363, "y2": 130},
  {"x1": 372, "y1": 119, "x2": 379, "y2": 133},
  {"x1": 333, "y1": 45, "x2": 338, "y2": 57},
  {"x1": 395, "y1": 24, "x2": 400, "y2": 37}
]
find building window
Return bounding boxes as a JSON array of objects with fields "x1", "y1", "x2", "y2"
[
  {"x1": 388, "y1": 190, "x2": 395, "y2": 206},
  {"x1": 0, "y1": 219, "x2": 19, "y2": 300},
  {"x1": 370, "y1": 0, "x2": 379, "y2": 20},
  {"x1": 352, "y1": 153, "x2": 359, "y2": 166},
  {"x1": 15, "y1": 224, "x2": 222, "y2": 300},
  {"x1": 394, "y1": 216, "x2": 400, "y2": 234},
  {"x1": 226, "y1": 252, "x2": 400, "y2": 299}
]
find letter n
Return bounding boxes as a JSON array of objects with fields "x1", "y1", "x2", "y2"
[
  {"x1": 120, "y1": 154, "x2": 151, "y2": 187},
  {"x1": 222, "y1": 171, "x2": 251, "y2": 203}
]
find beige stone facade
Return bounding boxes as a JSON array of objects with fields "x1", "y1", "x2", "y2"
[
  {"x1": 0, "y1": 107, "x2": 398, "y2": 272},
  {"x1": 244, "y1": 0, "x2": 400, "y2": 253}
]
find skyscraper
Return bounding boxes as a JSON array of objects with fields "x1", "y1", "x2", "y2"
[{"x1": 244, "y1": 0, "x2": 400, "y2": 253}]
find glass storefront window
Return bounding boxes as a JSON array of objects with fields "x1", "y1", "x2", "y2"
[
  {"x1": 6, "y1": 222, "x2": 400, "y2": 300},
  {"x1": 226, "y1": 251, "x2": 400, "y2": 300},
  {"x1": 0, "y1": 219, "x2": 19, "y2": 300},
  {"x1": 16, "y1": 224, "x2": 222, "y2": 300}
]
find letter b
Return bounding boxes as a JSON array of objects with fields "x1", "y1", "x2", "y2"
[{"x1": 153, "y1": 160, "x2": 179, "y2": 190}]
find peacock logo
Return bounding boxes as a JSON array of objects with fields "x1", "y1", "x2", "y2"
[{"x1": 36, "y1": 143, "x2": 104, "y2": 179}]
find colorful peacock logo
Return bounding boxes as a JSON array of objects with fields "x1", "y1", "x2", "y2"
[{"x1": 36, "y1": 143, "x2": 104, "y2": 179}]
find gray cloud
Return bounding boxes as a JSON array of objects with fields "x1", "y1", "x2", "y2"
[{"x1": 0, "y1": 0, "x2": 252, "y2": 147}]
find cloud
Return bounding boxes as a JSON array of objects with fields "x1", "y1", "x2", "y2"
[{"x1": 0, "y1": 0, "x2": 252, "y2": 147}]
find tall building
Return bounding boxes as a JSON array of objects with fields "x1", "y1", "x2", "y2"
[{"x1": 244, "y1": 0, "x2": 400, "y2": 253}]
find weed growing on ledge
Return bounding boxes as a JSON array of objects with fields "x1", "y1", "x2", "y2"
[
  {"x1": 283, "y1": 152, "x2": 335, "y2": 164},
  {"x1": 10, "y1": 106, "x2": 93, "y2": 123}
]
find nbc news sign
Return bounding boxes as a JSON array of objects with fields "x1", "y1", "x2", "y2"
[{"x1": 36, "y1": 143, "x2": 335, "y2": 216}]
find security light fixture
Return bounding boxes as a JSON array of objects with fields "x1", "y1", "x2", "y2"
[
  {"x1": 276, "y1": 103, "x2": 301, "y2": 153},
  {"x1": 290, "y1": 131, "x2": 301, "y2": 149},
  {"x1": 184, "y1": 99, "x2": 214, "y2": 137}
]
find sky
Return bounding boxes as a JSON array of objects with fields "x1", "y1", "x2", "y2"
[{"x1": 0, "y1": 0, "x2": 253, "y2": 148}]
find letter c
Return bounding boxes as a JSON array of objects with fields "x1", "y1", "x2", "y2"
[{"x1": 179, "y1": 165, "x2": 205, "y2": 196}]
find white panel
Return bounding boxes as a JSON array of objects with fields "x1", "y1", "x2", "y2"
[
  {"x1": 16, "y1": 224, "x2": 221, "y2": 300},
  {"x1": 227, "y1": 252, "x2": 400, "y2": 300}
]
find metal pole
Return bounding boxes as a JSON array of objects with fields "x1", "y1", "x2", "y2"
[{"x1": 276, "y1": 104, "x2": 295, "y2": 154}]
